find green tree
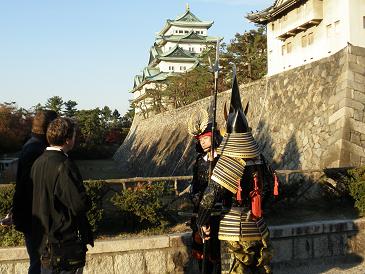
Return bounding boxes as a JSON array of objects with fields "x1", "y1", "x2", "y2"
[
  {"x1": 111, "y1": 109, "x2": 122, "y2": 128},
  {"x1": 45, "y1": 96, "x2": 64, "y2": 114},
  {"x1": 145, "y1": 83, "x2": 167, "y2": 114},
  {"x1": 164, "y1": 66, "x2": 213, "y2": 108},
  {"x1": 100, "y1": 106, "x2": 113, "y2": 131},
  {"x1": 32, "y1": 103, "x2": 45, "y2": 113},
  {"x1": 225, "y1": 26, "x2": 267, "y2": 84},
  {"x1": 121, "y1": 106, "x2": 134, "y2": 128},
  {"x1": 75, "y1": 108, "x2": 104, "y2": 145},
  {"x1": 63, "y1": 100, "x2": 78, "y2": 117}
]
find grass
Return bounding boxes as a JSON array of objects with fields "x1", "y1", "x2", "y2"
[{"x1": 76, "y1": 159, "x2": 124, "y2": 180}]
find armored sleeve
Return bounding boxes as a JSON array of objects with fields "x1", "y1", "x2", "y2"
[{"x1": 196, "y1": 180, "x2": 226, "y2": 227}]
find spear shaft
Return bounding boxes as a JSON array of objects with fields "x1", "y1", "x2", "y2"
[
  {"x1": 202, "y1": 39, "x2": 220, "y2": 274},
  {"x1": 208, "y1": 39, "x2": 220, "y2": 179}
]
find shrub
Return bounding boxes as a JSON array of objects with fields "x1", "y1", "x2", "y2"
[
  {"x1": 0, "y1": 181, "x2": 106, "y2": 247},
  {"x1": 343, "y1": 166, "x2": 365, "y2": 215},
  {"x1": 111, "y1": 182, "x2": 173, "y2": 230},
  {"x1": 0, "y1": 185, "x2": 24, "y2": 247},
  {"x1": 84, "y1": 180, "x2": 106, "y2": 233}
]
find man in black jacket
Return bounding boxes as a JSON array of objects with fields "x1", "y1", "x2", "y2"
[
  {"x1": 31, "y1": 117, "x2": 93, "y2": 274},
  {"x1": 12, "y1": 110, "x2": 57, "y2": 274}
]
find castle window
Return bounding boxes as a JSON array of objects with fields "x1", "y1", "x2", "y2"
[
  {"x1": 185, "y1": 30, "x2": 189, "y2": 33},
  {"x1": 281, "y1": 44, "x2": 286, "y2": 55},
  {"x1": 297, "y1": 6, "x2": 302, "y2": 14},
  {"x1": 179, "y1": 30, "x2": 183, "y2": 33},
  {"x1": 334, "y1": 20, "x2": 340, "y2": 34},
  {"x1": 308, "y1": 32, "x2": 314, "y2": 45},
  {"x1": 169, "y1": 66, "x2": 174, "y2": 71},
  {"x1": 271, "y1": 23, "x2": 275, "y2": 31},
  {"x1": 287, "y1": 42, "x2": 292, "y2": 54},
  {"x1": 326, "y1": 24, "x2": 332, "y2": 38},
  {"x1": 301, "y1": 35, "x2": 307, "y2": 47},
  {"x1": 363, "y1": 16, "x2": 365, "y2": 28}
]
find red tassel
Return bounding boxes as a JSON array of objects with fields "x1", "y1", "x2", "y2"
[
  {"x1": 236, "y1": 179, "x2": 242, "y2": 204},
  {"x1": 250, "y1": 174, "x2": 262, "y2": 218},
  {"x1": 274, "y1": 173, "x2": 279, "y2": 196},
  {"x1": 192, "y1": 249, "x2": 204, "y2": 260}
]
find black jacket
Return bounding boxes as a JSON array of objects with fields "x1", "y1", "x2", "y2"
[
  {"x1": 13, "y1": 134, "x2": 47, "y2": 233},
  {"x1": 31, "y1": 150, "x2": 93, "y2": 254}
]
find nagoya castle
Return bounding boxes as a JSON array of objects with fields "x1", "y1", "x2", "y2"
[{"x1": 131, "y1": 4, "x2": 220, "y2": 114}]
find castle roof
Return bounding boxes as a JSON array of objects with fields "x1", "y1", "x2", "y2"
[
  {"x1": 148, "y1": 44, "x2": 198, "y2": 67},
  {"x1": 246, "y1": 0, "x2": 302, "y2": 24},
  {"x1": 158, "y1": 44, "x2": 196, "y2": 61},
  {"x1": 131, "y1": 59, "x2": 200, "y2": 94},
  {"x1": 133, "y1": 75, "x2": 143, "y2": 89},
  {"x1": 158, "y1": 7, "x2": 213, "y2": 36},
  {"x1": 131, "y1": 5, "x2": 213, "y2": 96},
  {"x1": 156, "y1": 30, "x2": 220, "y2": 45}
]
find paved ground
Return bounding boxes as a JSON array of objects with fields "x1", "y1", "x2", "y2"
[{"x1": 274, "y1": 256, "x2": 365, "y2": 274}]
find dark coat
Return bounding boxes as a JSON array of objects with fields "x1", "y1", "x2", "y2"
[
  {"x1": 12, "y1": 134, "x2": 48, "y2": 233},
  {"x1": 31, "y1": 150, "x2": 93, "y2": 254}
]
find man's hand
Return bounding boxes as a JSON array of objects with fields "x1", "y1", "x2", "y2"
[
  {"x1": 0, "y1": 212, "x2": 13, "y2": 227},
  {"x1": 201, "y1": 225, "x2": 211, "y2": 241}
]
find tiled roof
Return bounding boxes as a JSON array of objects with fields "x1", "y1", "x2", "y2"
[{"x1": 246, "y1": 0, "x2": 300, "y2": 24}]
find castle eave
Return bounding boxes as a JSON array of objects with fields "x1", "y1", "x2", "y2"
[
  {"x1": 277, "y1": 18, "x2": 322, "y2": 40},
  {"x1": 246, "y1": 0, "x2": 302, "y2": 24}
]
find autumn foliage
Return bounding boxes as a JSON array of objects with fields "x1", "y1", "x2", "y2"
[
  {"x1": 0, "y1": 103, "x2": 32, "y2": 153},
  {"x1": 0, "y1": 99, "x2": 134, "y2": 158}
]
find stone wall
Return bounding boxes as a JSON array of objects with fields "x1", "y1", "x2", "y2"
[
  {"x1": 0, "y1": 219, "x2": 364, "y2": 273},
  {"x1": 340, "y1": 45, "x2": 365, "y2": 166},
  {"x1": 114, "y1": 44, "x2": 365, "y2": 177}
]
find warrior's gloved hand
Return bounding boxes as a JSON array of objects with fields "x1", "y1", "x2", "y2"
[
  {"x1": 0, "y1": 212, "x2": 13, "y2": 227},
  {"x1": 201, "y1": 225, "x2": 211, "y2": 241}
]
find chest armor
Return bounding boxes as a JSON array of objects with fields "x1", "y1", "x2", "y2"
[{"x1": 191, "y1": 154, "x2": 219, "y2": 195}]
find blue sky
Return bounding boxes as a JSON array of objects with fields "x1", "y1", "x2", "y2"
[{"x1": 0, "y1": 0, "x2": 273, "y2": 115}]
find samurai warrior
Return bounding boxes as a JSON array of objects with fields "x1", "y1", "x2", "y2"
[
  {"x1": 187, "y1": 109, "x2": 223, "y2": 274},
  {"x1": 196, "y1": 70, "x2": 278, "y2": 274}
]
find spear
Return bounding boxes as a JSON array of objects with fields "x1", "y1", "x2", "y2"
[
  {"x1": 208, "y1": 39, "x2": 220, "y2": 179},
  {"x1": 201, "y1": 38, "x2": 220, "y2": 274}
]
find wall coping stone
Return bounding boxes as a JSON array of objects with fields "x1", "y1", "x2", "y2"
[
  {"x1": 0, "y1": 219, "x2": 363, "y2": 263},
  {"x1": 269, "y1": 219, "x2": 363, "y2": 238}
]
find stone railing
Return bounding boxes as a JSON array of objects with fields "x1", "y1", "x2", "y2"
[{"x1": 0, "y1": 218, "x2": 364, "y2": 274}]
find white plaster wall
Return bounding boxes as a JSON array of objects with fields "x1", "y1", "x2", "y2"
[
  {"x1": 180, "y1": 44, "x2": 206, "y2": 53},
  {"x1": 349, "y1": 0, "x2": 365, "y2": 48},
  {"x1": 162, "y1": 42, "x2": 206, "y2": 54},
  {"x1": 158, "y1": 61, "x2": 195, "y2": 72},
  {"x1": 162, "y1": 42, "x2": 176, "y2": 53},
  {"x1": 267, "y1": 0, "x2": 355, "y2": 75},
  {"x1": 133, "y1": 89, "x2": 143, "y2": 100},
  {"x1": 165, "y1": 26, "x2": 207, "y2": 36}
]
